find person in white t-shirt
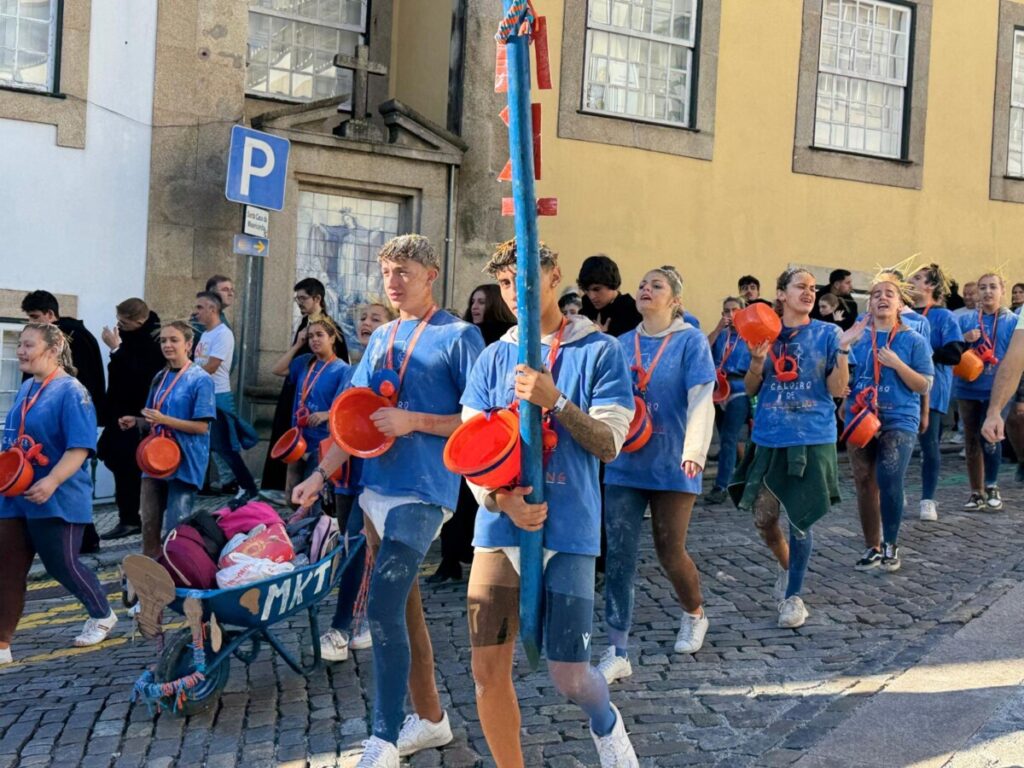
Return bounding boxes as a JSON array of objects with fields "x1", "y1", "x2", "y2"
[{"x1": 193, "y1": 292, "x2": 259, "y2": 509}]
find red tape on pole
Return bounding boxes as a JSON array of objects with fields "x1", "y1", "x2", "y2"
[
  {"x1": 533, "y1": 17, "x2": 552, "y2": 89},
  {"x1": 495, "y1": 43, "x2": 508, "y2": 93}
]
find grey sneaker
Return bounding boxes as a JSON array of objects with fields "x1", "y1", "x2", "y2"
[
  {"x1": 963, "y1": 492, "x2": 985, "y2": 511},
  {"x1": 777, "y1": 596, "x2": 808, "y2": 629},
  {"x1": 919, "y1": 499, "x2": 937, "y2": 521},
  {"x1": 855, "y1": 547, "x2": 882, "y2": 571},
  {"x1": 985, "y1": 486, "x2": 1003, "y2": 511},
  {"x1": 880, "y1": 543, "x2": 901, "y2": 573}
]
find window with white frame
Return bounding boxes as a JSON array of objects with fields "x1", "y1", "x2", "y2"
[
  {"x1": 583, "y1": 0, "x2": 697, "y2": 127},
  {"x1": 246, "y1": 0, "x2": 367, "y2": 103},
  {"x1": 0, "y1": 324, "x2": 23, "y2": 424},
  {"x1": 296, "y1": 190, "x2": 401, "y2": 355},
  {"x1": 814, "y1": 0, "x2": 911, "y2": 159},
  {"x1": 0, "y1": 0, "x2": 60, "y2": 93},
  {"x1": 1008, "y1": 29, "x2": 1024, "y2": 177}
]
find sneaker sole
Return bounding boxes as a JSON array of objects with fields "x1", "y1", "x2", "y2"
[
  {"x1": 600, "y1": 667, "x2": 633, "y2": 685},
  {"x1": 854, "y1": 561, "x2": 881, "y2": 571},
  {"x1": 398, "y1": 731, "x2": 453, "y2": 757},
  {"x1": 881, "y1": 563, "x2": 901, "y2": 573},
  {"x1": 321, "y1": 650, "x2": 349, "y2": 662},
  {"x1": 778, "y1": 616, "x2": 806, "y2": 629},
  {"x1": 919, "y1": 513, "x2": 938, "y2": 521}
]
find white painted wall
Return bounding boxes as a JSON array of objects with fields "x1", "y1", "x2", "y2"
[{"x1": 0, "y1": 1, "x2": 158, "y2": 499}]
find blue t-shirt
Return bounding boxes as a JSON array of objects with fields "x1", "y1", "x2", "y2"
[
  {"x1": 954, "y1": 308, "x2": 1017, "y2": 401},
  {"x1": 0, "y1": 376, "x2": 97, "y2": 523},
  {"x1": 144, "y1": 365, "x2": 216, "y2": 488},
  {"x1": 711, "y1": 329, "x2": 752, "y2": 378},
  {"x1": 288, "y1": 355, "x2": 351, "y2": 446},
  {"x1": 751, "y1": 320, "x2": 842, "y2": 448},
  {"x1": 605, "y1": 328, "x2": 716, "y2": 493},
  {"x1": 845, "y1": 327, "x2": 933, "y2": 433},
  {"x1": 463, "y1": 325, "x2": 634, "y2": 556},
  {"x1": 918, "y1": 306, "x2": 964, "y2": 414},
  {"x1": 350, "y1": 311, "x2": 484, "y2": 509}
]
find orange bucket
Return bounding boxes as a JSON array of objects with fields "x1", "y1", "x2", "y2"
[
  {"x1": 0, "y1": 447, "x2": 35, "y2": 497},
  {"x1": 444, "y1": 409, "x2": 521, "y2": 490},
  {"x1": 713, "y1": 370, "x2": 731, "y2": 404},
  {"x1": 271, "y1": 426, "x2": 307, "y2": 464},
  {"x1": 734, "y1": 304, "x2": 781, "y2": 348},
  {"x1": 841, "y1": 408, "x2": 881, "y2": 449},
  {"x1": 136, "y1": 433, "x2": 181, "y2": 479},
  {"x1": 953, "y1": 348, "x2": 984, "y2": 382},
  {"x1": 621, "y1": 396, "x2": 653, "y2": 454},
  {"x1": 329, "y1": 387, "x2": 395, "y2": 459}
]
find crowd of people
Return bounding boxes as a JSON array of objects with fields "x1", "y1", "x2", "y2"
[{"x1": 2, "y1": 238, "x2": 1024, "y2": 768}]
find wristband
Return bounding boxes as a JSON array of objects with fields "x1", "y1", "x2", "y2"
[
  {"x1": 551, "y1": 392, "x2": 569, "y2": 413},
  {"x1": 315, "y1": 466, "x2": 331, "y2": 485},
  {"x1": 837, "y1": 348, "x2": 850, "y2": 356}
]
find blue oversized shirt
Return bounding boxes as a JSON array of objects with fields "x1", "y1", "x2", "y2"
[
  {"x1": 143, "y1": 365, "x2": 216, "y2": 488},
  {"x1": 464, "y1": 322, "x2": 634, "y2": 556},
  {"x1": 288, "y1": 354, "x2": 351, "y2": 446},
  {"x1": 0, "y1": 376, "x2": 97, "y2": 523},
  {"x1": 918, "y1": 306, "x2": 964, "y2": 414},
  {"x1": 350, "y1": 311, "x2": 483, "y2": 509},
  {"x1": 751, "y1": 320, "x2": 842, "y2": 449},
  {"x1": 954, "y1": 308, "x2": 1017, "y2": 401},
  {"x1": 846, "y1": 327, "x2": 933, "y2": 433},
  {"x1": 605, "y1": 327, "x2": 716, "y2": 493}
]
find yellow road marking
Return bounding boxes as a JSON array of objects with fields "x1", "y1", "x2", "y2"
[
  {"x1": 27, "y1": 568, "x2": 120, "y2": 592},
  {"x1": 4, "y1": 620, "x2": 186, "y2": 667}
]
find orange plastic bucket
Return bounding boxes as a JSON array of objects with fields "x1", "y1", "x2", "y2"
[
  {"x1": 444, "y1": 409, "x2": 521, "y2": 490},
  {"x1": 0, "y1": 447, "x2": 34, "y2": 497},
  {"x1": 953, "y1": 349, "x2": 984, "y2": 382},
  {"x1": 734, "y1": 304, "x2": 782, "y2": 348},
  {"x1": 841, "y1": 408, "x2": 881, "y2": 449},
  {"x1": 621, "y1": 396, "x2": 653, "y2": 454},
  {"x1": 713, "y1": 370, "x2": 731, "y2": 404},
  {"x1": 271, "y1": 426, "x2": 307, "y2": 464},
  {"x1": 137, "y1": 433, "x2": 181, "y2": 479},
  {"x1": 329, "y1": 387, "x2": 395, "y2": 459}
]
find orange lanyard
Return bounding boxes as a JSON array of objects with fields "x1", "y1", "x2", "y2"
[
  {"x1": 718, "y1": 330, "x2": 737, "y2": 370},
  {"x1": 150, "y1": 363, "x2": 192, "y2": 414},
  {"x1": 977, "y1": 308, "x2": 999, "y2": 350},
  {"x1": 299, "y1": 356, "x2": 336, "y2": 409},
  {"x1": 19, "y1": 368, "x2": 60, "y2": 437},
  {"x1": 383, "y1": 306, "x2": 437, "y2": 395},
  {"x1": 632, "y1": 331, "x2": 674, "y2": 393},
  {"x1": 870, "y1": 324, "x2": 898, "y2": 389},
  {"x1": 545, "y1": 317, "x2": 569, "y2": 373}
]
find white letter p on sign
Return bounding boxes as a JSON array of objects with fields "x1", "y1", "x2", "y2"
[{"x1": 240, "y1": 137, "x2": 275, "y2": 196}]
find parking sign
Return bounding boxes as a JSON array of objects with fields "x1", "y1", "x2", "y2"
[{"x1": 225, "y1": 125, "x2": 290, "y2": 211}]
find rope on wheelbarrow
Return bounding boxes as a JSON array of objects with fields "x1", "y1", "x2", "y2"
[{"x1": 130, "y1": 639, "x2": 208, "y2": 715}]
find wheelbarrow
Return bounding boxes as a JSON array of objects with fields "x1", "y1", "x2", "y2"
[{"x1": 124, "y1": 534, "x2": 365, "y2": 717}]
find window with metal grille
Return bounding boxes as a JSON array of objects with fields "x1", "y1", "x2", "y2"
[
  {"x1": 0, "y1": 0, "x2": 60, "y2": 93},
  {"x1": 582, "y1": 0, "x2": 697, "y2": 128},
  {"x1": 814, "y1": 0, "x2": 911, "y2": 159},
  {"x1": 246, "y1": 0, "x2": 366, "y2": 103}
]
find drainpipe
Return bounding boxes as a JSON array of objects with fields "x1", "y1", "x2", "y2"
[{"x1": 443, "y1": 163, "x2": 459, "y2": 307}]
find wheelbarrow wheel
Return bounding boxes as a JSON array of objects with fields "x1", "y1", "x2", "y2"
[{"x1": 156, "y1": 628, "x2": 230, "y2": 717}]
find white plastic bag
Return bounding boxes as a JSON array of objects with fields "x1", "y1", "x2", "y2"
[{"x1": 216, "y1": 553, "x2": 294, "y2": 588}]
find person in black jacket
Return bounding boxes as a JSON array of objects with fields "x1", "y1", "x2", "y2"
[
  {"x1": 96, "y1": 299, "x2": 165, "y2": 539},
  {"x1": 577, "y1": 254, "x2": 642, "y2": 337},
  {"x1": 21, "y1": 290, "x2": 107, "y2": 553},
  {"x1": 261, "y1": 278, "x2": 349, "y2": 491}
]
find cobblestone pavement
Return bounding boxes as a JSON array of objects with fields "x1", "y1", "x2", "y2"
[{"x1": 2, "y1": 454, "x2": 1024, "y2": 767}]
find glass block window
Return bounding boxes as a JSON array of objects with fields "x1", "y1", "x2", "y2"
[
  {"x1": 814, "y1": 0, "x2": 911, "y2": 159},
  {"x1": 296, "y1": 190, "x2": 401, "y2": 355},
  {"x1": 583, "y1": 0, "x2": 697, "y2": 127},
  {"x1": 1008, "y1": 30, "x2": 1024, "y2": 177},
  {"x1": 247, "y1": 0, "x2": 367, "y2": 103},
  {"x1": 0, "y1": 0, "x2": 60, "y2": 93}
]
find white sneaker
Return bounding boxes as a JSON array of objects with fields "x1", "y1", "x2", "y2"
[
  {"x1": 356, "y1": 736, "x2": 399, "y2": 768},
  {"x1": 919, "y1": 499, "x2": 938, "y2": 521},
  {"x1": 772, "y1": 569, "x2": 789, "y2": 601},
  {"x1": 778, "y1": 596, "x2": 808, "y2": 629},
  {"x1": 397, "y1": 711, "x2": 453, "y2": 757},
  {"x1": 74, "y1": 609, "x2": 117, "y2": 647},
  {"x1": 596, "y1": 646, "x2": 633, "y2": 685},
  {"x1": 350, "y1": 623, "x2": 373, "y2": 650},
  {"x1": 0, "y1": 647, "x2": 11, "y2": 665},
  {"x1": 673, "y1": 610, "x2": 709, "y2": 654},
  {"x1": 319, "y1": 628, "x2": 349, "y2": 662},
  {"x1": 591, "y1": 703, "x2": 639, "y2": 768}
]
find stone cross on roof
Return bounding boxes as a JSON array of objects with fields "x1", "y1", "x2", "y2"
[{"x1": 334, "y1": 45, "x2": 388, "y2": 120}]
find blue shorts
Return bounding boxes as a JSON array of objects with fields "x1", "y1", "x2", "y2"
[{"x1": 467, "y1": 549, "x2": 595, "y2": 663}]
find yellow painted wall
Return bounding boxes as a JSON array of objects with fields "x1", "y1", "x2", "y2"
[
  {"x1": 509, "y1": 0, "x2": 1024, "y2": 328},
  {"x1": 391, "y1": 0, "x2": 451, "y2": 125}
]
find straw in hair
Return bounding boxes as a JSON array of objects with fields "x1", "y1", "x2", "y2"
[
  {"x1": 378, "y1": 234, "x2": 440, "y2": 270},
  {"x1": 484, "y1": 238, "x2": 559, "y2": 276}
]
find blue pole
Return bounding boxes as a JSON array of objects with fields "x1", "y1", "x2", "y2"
[{"x1": 502, "y1": 0, "x2": 544, "y2": 669}]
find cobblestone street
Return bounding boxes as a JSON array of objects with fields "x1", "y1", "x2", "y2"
[{"x1": 2, "y1": 454, "x2": 1024, "y2": 767}]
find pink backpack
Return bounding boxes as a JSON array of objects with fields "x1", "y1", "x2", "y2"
[
  {"x1": 310, "y1": 515, "x2": 340, "y2": 563},
  {"x1": 156, "y1": 525, "x2": 218, "y2": 589},
  {"x1": 215, "y1": 500, "x2": 283, "y2": 539}
]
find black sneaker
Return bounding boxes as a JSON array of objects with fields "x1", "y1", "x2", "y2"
[
  {"x1": 985, "y1": 486, "x2": 1003, "y2": 511},
  {"x1": 705, "y1": 487, "x2": 728, "y2": 505},
  {"x1": 880, "y1": 543, "x2": 901, "y2": 572},
  {"x1": 101, "y1": 523, "x2": 141, "y2": 541},
  {"x1": 855, "y1": 547, "x2": 882, "y2": 571},
  {"x1": 963, "y1": 492, "x2": 985, "y2": 511}
]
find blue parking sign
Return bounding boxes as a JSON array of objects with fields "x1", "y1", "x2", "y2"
[{"x1": 225, "y1": 125, "x2": 290, "y2": 211}]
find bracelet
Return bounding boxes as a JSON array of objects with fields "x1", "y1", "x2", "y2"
[
  {"x1": 315, "y1": 466, "x2": 331, "y2": 485},
  {"x1": 837, "y1": 348, "x2": 851, "y2": 356}
]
